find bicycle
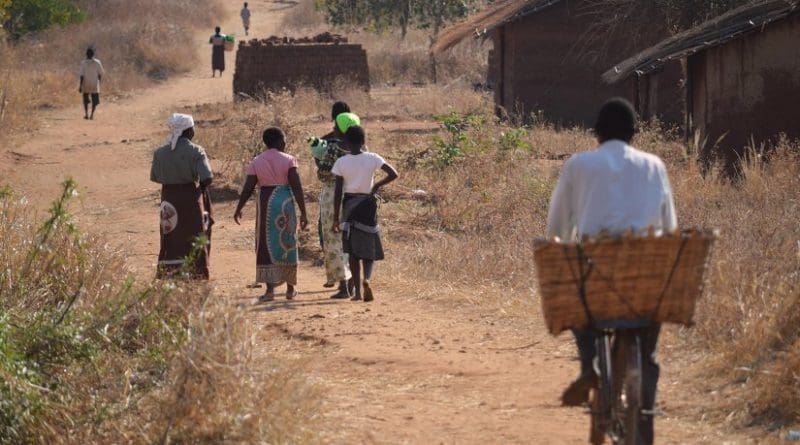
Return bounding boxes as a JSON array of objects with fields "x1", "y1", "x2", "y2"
[
  {"x1": 575, "y1": 250, "x2": 652, "y2": 445},
  {"x1": 533, "y1": 230, "x2": 717, "y2": 445},
  {"x1": 588, "y1": 320, "x2": 652, "y2": 445}
]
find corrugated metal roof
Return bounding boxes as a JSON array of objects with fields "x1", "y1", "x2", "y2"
[
  {"x1": 603, "y1": 0, "x2": 800, "y2": 84},
  {"x1": 431, "y1": 0, "x2": 563, "y2": 54}
]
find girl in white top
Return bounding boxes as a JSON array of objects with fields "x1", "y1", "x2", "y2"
[{"x1": 332, "y1": 126, "x2": 398, "y2": 302}]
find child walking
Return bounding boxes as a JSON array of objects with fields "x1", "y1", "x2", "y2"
[{"x1": 332, "y1": 126, "x2": 398, "y2": 302}]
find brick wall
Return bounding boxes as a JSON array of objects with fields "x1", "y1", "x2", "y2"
[{"x1": 234, "y1": 37, "x2": 370, "y2": 98}]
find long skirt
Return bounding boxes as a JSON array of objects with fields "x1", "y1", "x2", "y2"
[
  {"x1": 256, "y1": 185, "x2": 298, "y2": 285},
  {"x1": 342, "y1": 193, "x2": 384, "y2": 261},
  {"x1": 319, "y1": 180, "x2": 351, "y2": 284},
  {"x1": 212, "y1": 45, "x2": 225, "y2": 71},
  {"x1": 158, "y1": 183, "x2": 213, "y2": 279}
]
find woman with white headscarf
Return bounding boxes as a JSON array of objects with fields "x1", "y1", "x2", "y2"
[{"x1": 150, "y1": 113, "x2": 214, "y2": 279}]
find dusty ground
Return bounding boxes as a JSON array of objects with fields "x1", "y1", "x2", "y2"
[{"x1": 0, "y1": 1, "x2": 755, "y2": 443}]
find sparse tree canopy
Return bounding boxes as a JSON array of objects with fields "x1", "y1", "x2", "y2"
[
  {"x1": 3, "y1": 0, "x2": 85, "y2": 39},
  {"x1": 315, "y1": 0, "x2": 478, "y2": 38}
]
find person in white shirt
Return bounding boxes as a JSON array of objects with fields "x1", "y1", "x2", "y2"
[
  {"x1": 332, "y1": 126, "x2": 398, "y2": 302},
  {"x1": 79, "y1": 47, "x2": 105, "y2": 120},
  {"x1": 241, "y1": 3, "x2": 251, "y2": 36},
  {"x1": 546, "y1": 98, "x2": 677, "y2": 445}
]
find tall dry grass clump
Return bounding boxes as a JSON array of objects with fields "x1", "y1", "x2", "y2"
[
  {"x1": 0, "y1": 181, "x2": 319, "y2": 444},
  {"x1": 674, "y1": 146, "x2": 800, "y2": 427},
  {"x1": 0, "y1": 0, "x2": 225, "y2": 137}
]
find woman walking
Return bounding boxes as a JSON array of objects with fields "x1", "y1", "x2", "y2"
[
  {"x1": 311, "y1": 104, "x2": 360, "y2": 298},
  {"x1": 234, "y1": 128, "x2": 309, "y2": 301},
  {"x1": 332, "y1": 126, "x2": 398, "y2": 302},
  {"x1": 150, "y1": 113, "x2": 214, "y2": 279},
  {"x1": 209, "y1": 26, "x2": 226, "y2": 77}
]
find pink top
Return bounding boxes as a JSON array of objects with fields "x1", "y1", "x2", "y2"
[{"x1": 246, "y1": 149, "x2": 299, "y2": 186}]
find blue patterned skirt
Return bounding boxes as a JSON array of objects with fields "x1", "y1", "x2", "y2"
[{"x1": 255, "y1": 185, "x2": 298, "y2": 285}]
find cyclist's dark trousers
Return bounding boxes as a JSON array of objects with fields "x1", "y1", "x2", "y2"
[{"x1": 574, "y1": 325, "x2": 661, "y2": 445}]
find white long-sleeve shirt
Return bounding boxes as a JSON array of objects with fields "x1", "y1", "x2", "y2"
[{"x1": 546, "y1": 139, "x2": 678, "y2": 241}]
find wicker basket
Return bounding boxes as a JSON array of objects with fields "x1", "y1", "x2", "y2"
[{"x1": 533, "y1": 230, "x2": 717, "y2": 335}]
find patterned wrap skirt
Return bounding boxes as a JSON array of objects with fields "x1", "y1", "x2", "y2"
[
  {"x1": 256, "y1": 185, "x2": 298, "y2": 285},
  {"x1": 158, "y1": 183, "x2": 212, "y2": 279},
  {"x1": 319, "y1": 180, "x2": 351, "y2": 283}
]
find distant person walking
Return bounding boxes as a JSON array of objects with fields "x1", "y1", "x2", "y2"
[
  {"x1": 234, "y1": 128, "x2": 309, "y2": 302},
  {"x1": 332, "y1": 126, "x2": 398, "y2": 302},
  {"x1": 241, "y1": 2, "x2": 251, "y2": 36},
  {"x1": 209, "y1": 26, "x2": 226, "y2": 77},
  {"x1": 79, "y1": 47, "x2": 104, "y2": 120},
  {"x1": 150, "y1": 113, "x2": 215, "y2": 279},
  {"x1": 310, "y1": 103, "x2": 358, "y2": 298}
]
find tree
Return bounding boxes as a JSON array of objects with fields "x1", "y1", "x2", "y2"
[
  {"x1": 4, "y1": 0, "x2": 85, "y2": 39},
  {"x1": 315, "y1": 0, "x2": 477, "y2": 39},
  {"x1": 315, "y1": 0, "x2": 478, "y2": 82}
]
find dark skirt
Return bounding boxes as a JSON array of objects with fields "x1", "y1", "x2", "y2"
[
  {"x1": 158, "y1": 183, "x2": 213, "y2": 279},
  {"x1": 212, "y1": 45, "x2": 225, "y2": 71},
  {"x1": 342, "y1": 193, "x2": 384, "y2": 261},
  {"x1": 255, "y1": 185, "x2": 298, "y2": 285}
]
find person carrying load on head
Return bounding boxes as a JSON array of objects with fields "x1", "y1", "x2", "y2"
[
  {"x1": 309, "y1": 102, "x2": 358, "y2": 299},
  {"x1": 150, "y1": 113, "x2": 215, "y2": 279},
  {"x1": 546, "y1": 97, "x2": 677, "y2": 445}
]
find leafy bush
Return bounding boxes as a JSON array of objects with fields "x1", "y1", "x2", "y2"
[
  {"x1": 4, "y1": 0, "x2": 85, "y2": 38},
  {"x1": 430, "y1": 111, "x2": 484, "y2": 167}
]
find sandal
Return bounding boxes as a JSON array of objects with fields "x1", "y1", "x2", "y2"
[
  {"x1": 258, "y1": 293, "x2": 275, "y2": 303},
  {"x1": 286, "y1": 289, "x2": 297, "y2": 300}
]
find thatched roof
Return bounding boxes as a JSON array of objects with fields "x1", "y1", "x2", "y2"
[
  {"x1": 431, "y1": 0, "x2": 563, "y2": 54},
  {"x1": 603, "y1": 0, "x2": 800, "y2": 84}
]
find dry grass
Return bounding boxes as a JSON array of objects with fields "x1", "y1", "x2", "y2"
[
  {"x1": 279, "y1": 0, "x2": 490, "y2": 86},
  {"x1": 183, "y1": 76, "x2": 798, "y2": 436},
  {"x1": 0, "y1": 182, "x2": 319, "y2": 444},
  {"x1": 0, "y1": 0, "x2": 225, "y2": 137}
]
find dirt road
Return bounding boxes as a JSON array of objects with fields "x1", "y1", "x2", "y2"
[{"x1": 1, "y1": 1, "x2": 750, "y2": 443}]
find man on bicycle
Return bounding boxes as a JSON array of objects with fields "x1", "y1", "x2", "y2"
[{"x1": 546, "y1": 97, "x2": 677, "y2": 444}]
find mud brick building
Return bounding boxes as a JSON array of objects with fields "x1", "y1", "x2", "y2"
[
  {"x1": 605, "y1": 0, "x2": 800, "y2": 173},
  {"x1": 432, "y1": 0, "x2": 683, "y2": 126},
  {"x1": 234, "y1": 34, "x2": 370, "y2": 98}
]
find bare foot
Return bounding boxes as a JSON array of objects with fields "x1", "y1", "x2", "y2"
[{"x1": 363, "y1": 281, "x2": 374, "y2": 302}]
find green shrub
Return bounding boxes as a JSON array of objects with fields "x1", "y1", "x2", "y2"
[
  {"x1": 5, "y1": 0, "x2": 85, "y2": 38},
  {"x1": 429, "y1": 111, "x2": 484, "y2": 167}
]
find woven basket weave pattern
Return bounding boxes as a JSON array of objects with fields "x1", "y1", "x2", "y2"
[{"x1": 534, "y1": 230, "x2": 716, "y2": 335}]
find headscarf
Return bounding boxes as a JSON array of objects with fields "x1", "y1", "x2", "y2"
[
  {"x1": 167, "y1": 113, "x2": 194, "y2": 150},
  {"x1": 335, "y1": 112, "x2": 361, "y2": 134}
]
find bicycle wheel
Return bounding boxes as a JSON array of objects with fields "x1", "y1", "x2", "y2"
[
  {"x1": 621, "y1": 334, "x2": 643, "y2": 445},
  {"x1": 591, "y1": 335, "x2": 613, "y2": 445}
]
